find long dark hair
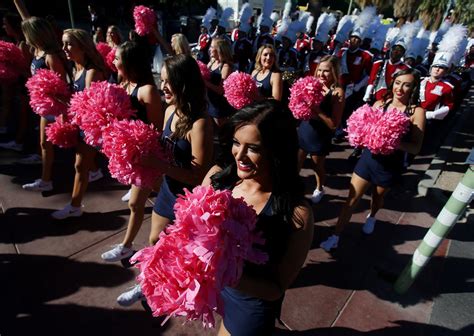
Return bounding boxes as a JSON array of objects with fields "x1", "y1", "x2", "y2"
[
  {"x1": 383, "y1": 68, "x2": 421, "y2": 115},
  {"x1": 211, "y1": 100, "x2": 305, "y2": 222},
  {"x1": 117, "y1": 41, "x2": 155, "y2": 86},
  {"x1": 163, "y1": 54, "x2": 207, "y2": 139}
]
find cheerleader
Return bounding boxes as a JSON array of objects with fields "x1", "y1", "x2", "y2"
[
  {"x1": 297, "y1": 56, "x2": 344, "y2": 203},
  {"x1": 51, "y1": 29, "x2": 107, "y2": 219},
  {"x1": 116, "y1": 55, "x2": 213, "y2": 306},
  {"x1": 251, "y1": 44, "x2": 282, "y2": 100},
  {"x1": 202, "y1": 100, "x2": 313, "y2": 335},
  {"x1": 17, "y1": 15, "x2": 68, "y2": 190},
  {"x1": 320, "y1": 68, "x2": 425, "y2": 251},
  {"x1": 101, "y1": 41, "x2": 163, "y2": 259},
  {"x1": 170, "y1": 33, "x2": 191, "y2": 56},
  {"x1": 205, "y1": 37, "x2": 235, "y2": 126},
  {"x1": 106, "y1": 25, "x2": 122, "y2": 48}
]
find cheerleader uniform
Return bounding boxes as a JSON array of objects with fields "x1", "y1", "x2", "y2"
[
  {"x1": 297, "y1": 90, "x2": 334, "y2": 156},
  {"x1": 129, "y1": 85, "x2": 148, "y2": 123},
  {"x1": 207, "y1": 63, "x2": 234, "y2": 118},
  {"x1": 153, "y1": 111, "x2": 193, "y2": 220},
  {"x1": 30, "y1": 55, "x2": 47, "y2": 75},
  {"x1": 252, "y1": 70, "x2": 273, "y2": 98},
  {"x1": 353, "y1": 103, "x2": 411, "y2": 187},
  {"x1": 221, "y1": 194, "x2": 293, "y2": 335}
]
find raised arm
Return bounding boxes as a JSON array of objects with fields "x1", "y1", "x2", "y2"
[{"x1": 13, "y1": 0, "x2": 30, "y2": 20}]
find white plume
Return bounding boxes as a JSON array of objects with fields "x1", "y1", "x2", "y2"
[
  {"x1": 262, "y1": 0, "x2": 274, "y2": 18},
  {"x1": 282, "y1": 0, "x2": 292, "y2": 19},
  {"x1": 371, "y1": 22, "x2": 394, "y2": 51},
  {"x1": 306, "y1": 15, "x2": 315, "y2": 33},
  {"x1": 434, "y1": 21, "x2": 451, "y2": 44},
  {"x1": 239, "y1": 3, "x2": 252, "y2": 23},
  {"x1": 334, "y1": 15, "x2": 355, "y2": 42}
]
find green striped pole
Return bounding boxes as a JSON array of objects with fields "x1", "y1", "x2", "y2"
[{"x1": 394, "y1": 166, "x2": 474, "y2": 294}]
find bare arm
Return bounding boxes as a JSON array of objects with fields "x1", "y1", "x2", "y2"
[
  {"x1": 84, "y1": 69, "x2": 105, "y2": 88},
  {"x1": 46, "y1": 54, "x2": 67, "y2": 82},
  {"x1": 13, "y1": 0, "x2": 30, "y2": 20},
  {"x1": 399, "y1": 106, "x2": 425, "y2": 155},
  {"x1": 270, "y1": 72, "x2": 282, "y2": 101},
  {"x1": 150, "y1": 26, "x2": 173, "y2": 55},
  {"x1": 138, "y1": 84, "x2": 164, "y2": 130},
  {"x1": 201, "y1": 165, "x2": 224, "y2": 186},
  {"x1": 143, "y1": 116, "x2": 214, "y2": 186},
  {"x1": 205, "y1": 63, "x2": 231, "y2": 95},
  {"x1": 236, "y1": 203, "x2": 314, "y2": 301}
]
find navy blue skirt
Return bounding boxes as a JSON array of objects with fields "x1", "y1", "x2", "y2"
[
  {"x1": 153, "y1": 176, "x2": 178, "y2": 221},
  {"x1": 297, "y1": 119, "x2": 333, "y2": 156},
  {"x1": 354, "y1": 149, "x2": 404, "y2": 188},
  {"x1": 221, "y1": 287, "x2": 279, "y2": 336}
]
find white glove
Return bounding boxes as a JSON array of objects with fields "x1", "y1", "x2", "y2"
[
  {"x1": 363, "y1": 84, "x2": 374, "y2": 102},
  {"x1": 426, "y1": 106, "x2": 450, "y2": 120}
]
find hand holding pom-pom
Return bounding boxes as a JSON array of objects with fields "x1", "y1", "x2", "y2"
[
  {"x1": 131, "y1": 185, "x2": 268, "y2": 327},
  {"x1": 68, "y1": 81, "x2": 136, "y2": 147},
  {"x1": 346, "y1": 104, "x2": 379, "y2": 148},
  {"x1": 45, "y1": 118, "x2": 79, "y2": 148},
  {"x1": 196, "y1": 60, "x2": 211, "y2": 81},
  {"x1": 288, "y1": 76, "x2": 325, "y2": 120},
  {"x1": 223, "y1": 72, "x2": 260, "y2": 109},
  {"x1": 133, "y1": 5, "x2": 157, "y2": 36},
  {"x1": 0, "y1": 41, "x2": 28, "y2": 81},
  {"x1": 102, "y1": 119, "x2": 166, "y2": 188},
  {"x1": 26, "y1": 69, "x2": 71, "y2": 118}
]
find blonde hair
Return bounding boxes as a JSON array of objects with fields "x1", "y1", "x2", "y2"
[
  {"x1": 212, "y1": 37, "x2": 233, "y2": 65},
  {"x1": 171, "y1": 33, "x2": 191, "y2": 56},
  {"x1": 254, "y1": 44, "x2": 279, "y2": 72},
  {"x1": 106, "y1": 25, "x2": 122, "y2": 46},
  {"x1": 21, "y1": 16, "x2": 61, "y2": 54},
  {"x1": 63, "y1": 28, "x2": 107, "y2": 74},
  {"x1": 315, "y1": 55, "x2": 341, "y2": 88}
]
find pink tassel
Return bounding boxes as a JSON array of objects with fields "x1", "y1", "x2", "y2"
[
  {"x1": 102, "y1": 119, "x2": 166, "y2": 188},
  {"x1": 68, "y1": 81, "x2": 136, "y2": 147},
  {"x1": 45, "y1": 118, "x2": 79, "y2": 148},
  {"x1": 288, "y1": 76, "x2": 325, "y2": 120},
  {"x1": 131, "y1": 185, "x2": 268, "y2": 328},
  {"x1": 196, "y1": 60, "x2": 211, "y2": 81},
  {"x1": 26, "y1": 69, "x2": 71, "y2": 118},
  {"x1": 223, "y1": 72, "x2": 259, "y2": 109},
  {"x1": 0, "y1": 41, "x2": 27, "y2": 81},
  {"x1": 133, "y1": 5, "x2": 157, "y2": 36}
]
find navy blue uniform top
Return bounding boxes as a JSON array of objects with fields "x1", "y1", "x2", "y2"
[
  {"x1": 207, "y1": 63, "x2": 234, "y2": 118},
  {"x1": 161, "y1": 111, "x2": 193, "y2": 194},
  {"x1": 30, "y1": 55, "x2": 47, "y2": 75},
  {"x1": 252, "y1": 70, "x2": 273, "y2": 98},
  {"x1": 130, "y1": 85, "x2": 148, "y2": 123},
  {"x1": 73, "y1": 69, "x2": 87, "y2": 92}
]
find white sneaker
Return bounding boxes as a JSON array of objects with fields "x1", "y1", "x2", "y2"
[
  {"x1": 88, "y1": 168, "x2": 104, "y2": 183},
  {"x1": 117, "y1": 284, "x2": 144, "y2": 306},
  {"x1": 320, "y1": 234, "x2": 339, "y2": 252},
  {"x1": 0, "y1": 140, "x2": 23, "y2": 152},
  {"x1": 22, "y1": 179, "x2": 53, "y2": 192},
  {"x1": 17, "y1": 154, "x2": 42, "y2": 165},
  {"x1": 51, "y1": 204, "x2": 83, "y2": 220},
  {"x1": 101, "y1": 244, "x2": 134, "y2": 262},
  {"x1": 310, "y1": 188, "x2": 325, "y2": 204},
  {"x1": 362, "y1": 215, "x2": 376, "y2": 234},
  {"x1": 121, "y1": 188, "x2": 132, "y2": 202}
]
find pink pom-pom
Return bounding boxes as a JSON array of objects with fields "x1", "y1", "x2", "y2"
[
  {"x1": 288, "y1": 76, "x2": 325, "y2": 120},
  {"x1": 223, "y1": 72, "x2": 259, "y2": 109},
  {"x1": 106, "y1": 47, "x2": 117, "y2": 73},
  {"x1": 131, "y1": 185, "x2": 267, "y2": 328},
  {"x1": 196, "y1": 60, "x2": 211, "y2": 81},
  {"x1": 95, "y1": 42, "x2": 114, "y2": 72},
  {"x1": 133, "y1": 5, "x2": 157, "y2": 36},
  {"x1": 26, "y1": 69, "x2": 71, "y2": 118},
  {"x1": 346, "y1": 105, "x2": 410, "y2": 155},
  {"x1": 0, "y1": 41, "x2": 27, "y2": 81},
  {"x1": 45, "y1": 118, "x2": 79, "y2": 148},
  {"x1": 102, "y1": 119, "x2": 165, "y2": 188},
  {"x1": 68, "y1": 81, "x2": 136, "y2": 147},
  {"x1": 365, "y1": 107, "x2": 410, "y2": 155},
  {"x1": 346, "y1": 104, "x2": 379, "y2": 148}
]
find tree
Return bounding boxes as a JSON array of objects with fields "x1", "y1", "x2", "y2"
[
  {"x1": 417, "y1": 0, "x2": 450, "y2": 30},
  {"x1": 451, "y1": 0, "x2": 474, "y2": 32},
  {"x1": 394, "y1": 0, "x2": 421, "y2": 21}
]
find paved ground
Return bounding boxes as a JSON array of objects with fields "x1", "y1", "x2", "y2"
[{"x1": 1, "y1": 89, "x2": 472, "y2": 336}]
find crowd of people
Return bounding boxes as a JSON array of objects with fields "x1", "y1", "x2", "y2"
[{"x1": 0, "y1": 0, "x2": 473, "y2": 335}]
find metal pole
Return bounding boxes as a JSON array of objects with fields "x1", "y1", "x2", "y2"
[
  {"x1": 67, "y1": 0, "x2": 75, "y2": 28},
  {"x1": 347, "y1": 0, "x2": 353, "y2": 15},
  {"x1": 394, "y1": 166, "x2": 474, "y2": 294}
]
